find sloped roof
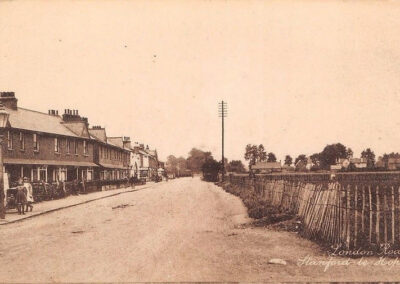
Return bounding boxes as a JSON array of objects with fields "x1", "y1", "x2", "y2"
[
  {"x1": 62, "y1": 121, "x2": 90, "y2": 138},
  {"x1": 107, "y1": 137, "x2": 124, "y2": 148},
  {"x1": 282, "y1": 164, "x2": 294, "y2": 169},
  {"x1": 252, "y1": 162, "x2": 282, "y2": 170},
  {"x1": 350, "y1": 158, "x2": 366, "y2": 164},
  {"x1": 88, "y1": 128, "x2": 107, "y2": 143},
  {"x1": 7, "y1": 107, "x2": 78, "y2": 137},
  {"x1": 146, "y1": 149, "x2": 157, "y2": 158}
]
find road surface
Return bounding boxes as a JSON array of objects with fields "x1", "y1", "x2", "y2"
[{"x1": 0, "y1": 177, "x2": 398, "y2": 282}]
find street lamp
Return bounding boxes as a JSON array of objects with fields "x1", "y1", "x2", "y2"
[{"x1": 0, "y1": 103, "x2": 10, "y2": 219}]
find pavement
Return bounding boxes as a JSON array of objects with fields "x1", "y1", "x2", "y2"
[{"x1": 0, "y1": 182, "x2": 154, "y2": 225}]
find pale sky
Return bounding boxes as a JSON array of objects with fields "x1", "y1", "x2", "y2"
[{"x1": 1, "y1": 1, "x2": 400, "y2": 164}]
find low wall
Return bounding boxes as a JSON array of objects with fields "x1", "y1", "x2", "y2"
[{"x1": 225, "y1": 173, "x2": 400, "y2": 249}]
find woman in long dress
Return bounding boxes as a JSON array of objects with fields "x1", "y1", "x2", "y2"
[{"x1": 23, "y1": 177, "x2": 34, "y2": 212}]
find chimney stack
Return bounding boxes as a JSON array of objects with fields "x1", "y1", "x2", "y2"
[
  {"x1": 122, "y1": 136, "x2": 131, "y2": 149},
  {"x1": 62, "y1": 108, "x2": 87, "y2": 125},
  {"x1": 0, "y1": 92, "x2": 18, "y2": 110}
]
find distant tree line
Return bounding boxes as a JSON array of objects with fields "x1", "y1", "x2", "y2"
[{"x1": 242, "y1": 142, "x2": 388, "y2": 172}]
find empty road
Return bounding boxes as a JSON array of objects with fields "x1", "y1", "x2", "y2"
[{"x1": 0, "y1": 177, "x2": 398, "y2": 282}]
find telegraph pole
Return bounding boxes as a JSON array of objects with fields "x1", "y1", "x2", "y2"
[{"x1": 218, "y1": 101, "x2": 227, "y2": 182}]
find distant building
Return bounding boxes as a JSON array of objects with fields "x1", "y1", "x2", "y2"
[
  {"x1": 349, "y1": 157, "x2": 367, "y2": 168},
  {"x1": 129, "y1": 142, "x2": 159, "y2": 181},
  {"x1": 330, "y1": 157, "x2": 367, "y2": 171},
  {"x1": 388, "y1": 158, "x2": 400, "y2": 171},
  {"x1": 251, "y1": 161, "x2": 282, "y2": 174},
  {"x1": 282, "y1": 164, "x2": 295, "y2": 172}
]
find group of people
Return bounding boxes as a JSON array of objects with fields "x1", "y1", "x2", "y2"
[{"x1": 14, "y1": 177, "x2": 34, "y2": 215}]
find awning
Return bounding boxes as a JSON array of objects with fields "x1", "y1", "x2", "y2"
[
  {"x1": 98, "y1": 163, "x2": 129, "y2": 170},
  {"x1": 4, "y1": 158, "x2": 98, "y2": 167}
]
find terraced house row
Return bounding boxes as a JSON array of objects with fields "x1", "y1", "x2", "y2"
[{"x1": 0, "y1": 92, "x2": 162, "y2": 189}]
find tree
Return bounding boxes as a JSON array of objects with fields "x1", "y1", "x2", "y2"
[
  {"x1": 202, "y1": 158, "x2": 221, "y2": 182},
  {"x1": 267, "y1": 152, "x2": 277, "y2": 162},
  {"x1": 245, "y1": 144, "x2": 267, "y2": 168},
  {"x1": 295, "y1": 154, "x2": 308, "y2": 171},
  {"x1": 310, "y1": 153, "x2": 321, "y2": 167},
  {"x1": 227, "y1": 160, "x2": 246, "y2": 173},
  {"x1": 166, "y1": 155, "x2": 178, "y2": 174},
  {"x1": 258, "y1": 145, "x2": 267, "y2": 162},
  {"x1": 176, "y1": 157, "x2": 188, "y2": 176},
  {"x1": 187, "y1": 148, "x2": 212, "y2": 173},
  {"x1": 295, "y1": 154, "x2": 307, "y2": 165},
  {"x1": 284, "y1": 155, "x2": 293, "y2": 166},
  {"x1": 361, "y1": 148, "x2": 376, "y2": 169},
  {"x1": 346, "y1": 148, "x2": 354, "y2": 159},
  {"x1": 318, "y1": 143, "x2": 348, "y2": 169},
  {"x1": 244, "y1": 144, "x2": 258, "y2": 168}
]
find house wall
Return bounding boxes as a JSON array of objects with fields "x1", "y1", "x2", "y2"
[
  {"x1": 149, "y1": 156, "x2": 158, "y2": 169},
  {"x1": 93, "y1": 142, "x2": 130, "y2": 180},
  {"x1": 130, "y1": 152, "x2": 141, "y2": 177},
  {"x1": 142, "y1": 154, "x2": 149, "y2": 168},
  {"x1": 3, "y1": 129, "x2": 94, "y2": 163},
  {"x1": 96, "y1": 143, "x2": 130, "y2": 168}
]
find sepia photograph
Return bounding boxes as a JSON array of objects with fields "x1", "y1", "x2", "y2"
[{"x1": 1, "y1": 0, "x2": 400, "y2": 282}]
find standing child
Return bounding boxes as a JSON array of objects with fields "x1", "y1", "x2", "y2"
[{"x1": 15, "y1": 179, "x2": 27, "y2": 215}]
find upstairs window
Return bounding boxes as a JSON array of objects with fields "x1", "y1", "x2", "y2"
[
  {"x1": 33, "y1": 133, "x2": 39, "y2": 152},
  {"x1": 19, "y1": 132, "x2": 25, "y2": 150},
  {"x1": 83, "y1": 140, "x2": 88, "y2": 155},
  {"x1": 74, "y1": 140, "x2": 78, "y2": 154},
  {"x1": 54, "y1": 137, "x2": 59, "y2": 152},
  {"x1": 66, "y1": 139, "x2": 70, "y2": 154},
  {"x1": 7, "y1": 131, "x2": 12, "y2": 149}
]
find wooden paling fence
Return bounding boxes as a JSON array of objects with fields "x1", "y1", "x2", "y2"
[{"x1": 228, "y1": 173, "x2": 400, "y2": 249}]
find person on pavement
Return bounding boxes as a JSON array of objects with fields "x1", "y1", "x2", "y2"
[
  {"x1": 15, "y1": 179, "x2": 27, "y2": 215},
  {"x1": 23, "y1": 177, "x2": 34, "y2": 212}
]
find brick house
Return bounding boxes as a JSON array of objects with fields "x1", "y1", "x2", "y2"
[
  {"x1": 88, "y1": 127, "x2": 130, "y2": 181},
  {"x1": 0, "y1": 92, "x2": 98, "y2": 184}
]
